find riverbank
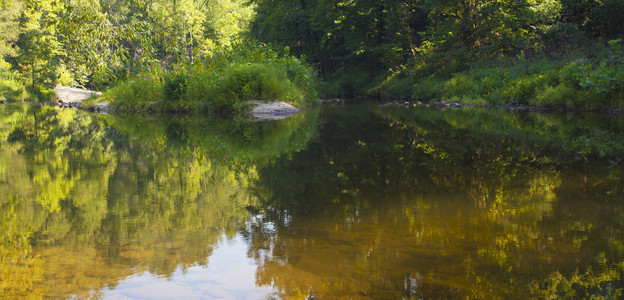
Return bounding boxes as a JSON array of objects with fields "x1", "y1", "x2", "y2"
[
  {"x1": 31, "y1": 86, "x2": 301, "y2": 119},
  {"x1": 100, "y1": 43, "x2": 317, "y2": 116},
  {"x1": 373, "y1": 41, "x2": 624, "y2": 111},
  {"x1": 378, "y1": 99, "x2": 624, "y2": 114}
]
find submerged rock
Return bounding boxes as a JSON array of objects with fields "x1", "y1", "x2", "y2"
[
  {"x1": 248, "y1": 100, "x2": 300, "y2": 120},
  {"x1": 319, "y1": 98, "x2": 345, "y2": 106},
  {"x1": 94, "y1": 102, "x2": 110, "y2": 113}
]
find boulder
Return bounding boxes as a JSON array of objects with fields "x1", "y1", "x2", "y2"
[{"x1": 248, "y1": 100, "x2": 300, "y2": 120}]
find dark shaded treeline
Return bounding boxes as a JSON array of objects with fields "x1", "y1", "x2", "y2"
[
  {"x1": 246, "y1": 106, "x2": 624, "y2": 298},
  {"x1": 249, "y1": 0, "x2": 624, "y2": 97}
]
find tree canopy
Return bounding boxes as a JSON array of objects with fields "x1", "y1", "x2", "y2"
[
  {"x1": 249, "y1": 0, "x2": 624, "y2": 96},
  {"x1": 1, "y1": 0, "x2": 623, "y2": 100},
  {"x1": 0, "y1": 0, "x2": 255, "y2": 91}
]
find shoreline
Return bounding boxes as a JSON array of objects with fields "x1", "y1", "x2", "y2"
[
  {"x1": 380, "y1": 100, "x2": 624, "y2": 114},
  {"x1": 15, "y1": 98, "x2": 624, "y2": 115}
]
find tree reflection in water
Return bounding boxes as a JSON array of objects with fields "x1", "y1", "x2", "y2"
[
  {"x1": 246, "y1": 106, "x2": 624, "y2": 299},
  {"x1": 0, "y1": 103, "x2": 317, "y2": 298},
  {"x1": 1, "y1": 103, "x2": 623, "y2": 298}
]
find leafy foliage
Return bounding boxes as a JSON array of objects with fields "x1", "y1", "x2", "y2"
[
  {"x1": 250, "y1": 0, "x2": 624, "y2": 100},
  {"x1": 1, "y1": 0, "x2": 623, "y2": 105},
  {"x1": 105, "y1": 42, "x2": 318, "y2": 115},
  {"x1": 250, "y1": 0, "x2": 426, "y2": 97},
  {"x1": 0, "y1": 0, "x2": 255, "y2": 99},
  {"x1": 376, "y1": 39, "x2": 624, "y2": 109},
  {"x1": 0, "y1": 0, "x2": 21, "y2": 57}
]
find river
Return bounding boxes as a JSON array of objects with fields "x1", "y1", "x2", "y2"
[{"x1": 1, "y1": 102, "x2": 623, "y2": 299}]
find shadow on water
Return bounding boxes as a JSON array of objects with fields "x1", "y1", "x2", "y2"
[
  {"x1": 1, "y1": 103, "x2": 624, "y2": 298},
  {"x1": 246, "y1": 105, "x2": 624, "y2": 298}
]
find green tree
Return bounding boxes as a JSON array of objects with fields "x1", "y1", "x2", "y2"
[
  {"x1": 250, "y1": 0, "x2": 427, "y2": 96},
  {"x1": 421, "y1": 0, "x2": 562, "y2": 58},
  {"x1": 204, "y1": 0, "x2": 255, "y2": 48},
  {"x1": 0, "y1": 0, "x2": 22, "y2": 58},
  {"x1": 560, "y1": 0, "x2": 624, "y2": 38},
  {"x1": 56, "y1": 0, "x2": 152, "y2": 88},
  {"x1": 16, "y1": 0, "x2": 66, "y2": 88}
]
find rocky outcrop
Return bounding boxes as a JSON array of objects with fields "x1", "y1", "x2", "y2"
[
  {"x1": 248, "y1": 100, "x2": 300, "y2": 120},
  {"x1": 54, "y1": 87, "x2": 102, "y2": 105}
]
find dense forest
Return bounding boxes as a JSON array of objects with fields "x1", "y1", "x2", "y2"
[{"x1": 1, "y1": 0, "x2": 623, "y2": 110}]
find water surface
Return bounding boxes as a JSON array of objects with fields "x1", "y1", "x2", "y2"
[{"x1": 1, "y1": 103, "x2": 623, "y2": 299}]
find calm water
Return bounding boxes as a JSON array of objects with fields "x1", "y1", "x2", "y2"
[{"x1": 1, "y1": 102, "x2": 624, "y2": 299}]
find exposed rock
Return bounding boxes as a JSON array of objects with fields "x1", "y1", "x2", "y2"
[
  {"x1": 55, "y1": 86, "x2": 102, "y2": 105},
  {"x1": 248, "y1": 100, "x2": 300, "y2": 120}
]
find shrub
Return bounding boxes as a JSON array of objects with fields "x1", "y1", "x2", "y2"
[
  {"x1": 532, "y1": 84, "x2": 580, "y2": 108},
  {"x1": 26, "y1": 85, "x2": 56, "y2": 102},
  {"x1": 103, "y1": 42, "x2": 318, "y2": 115},
  {"x1": 0, "y1": 75, "x2": 28, "y2": 102},
  {"x1": 104, "y1": 77, "x2": 164, "y2": 111},
  {"x1": 163, "y1": 71, "x2": 190, "y2": 107},
  {"x1": 374, "y1": 39, "x2": 624, "y2": 110},
  {"x1": 411, "y1": 78, "x2": 444, "y2": 100},
  {"x1": 444, "y1": 74, "x2": 475, "y2": 98},
  {"x1": 208, "y1": 63, "x2": 301, "y2": 114}
]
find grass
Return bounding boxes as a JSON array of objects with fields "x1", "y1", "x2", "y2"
[
  {"x1": 80, "y1": 94, "x2": 104, "y2": 109},
  {"x1": 102, "y1": 77, "x2": 165, "y2": 111},
  {"x1": 374, "y1": 40, "x2": 624, "y2": 110},
  {"x1": 103, "y1": 43, "x2": 318, "y2": 115}
]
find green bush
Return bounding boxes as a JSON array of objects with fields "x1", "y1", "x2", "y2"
[
  {"x1": 26, "y1": 85, "x2": 56, "y2": 102},
  {"x1": 163, "y1": 70, "x2": 190, "y2": 107},
  {"x1": 444, "y1": 74, "x2": 475, "y2": 98},
  {"x1": 376, "y1": 40, "x2": 624, "y2": 110},
  {"x1": 104, "y1": 77, "x2": 164, "y2": 111},
  {"x1": 205, "y1": 63, "x2": 304, "y2": 114},
  {"x1": 276, "y1": 56, "x2": 317, "y2": 104},
  {"x1": 103, "y1": 42, "x2": 318, "y2": 115},
  {"x1": 224, "y1": 63, "x2": 287, "y2": 99},
  {"x1": 0, "y1": 75, "x2": 28, "y2": 102},
  {"x1": 532, "y1": 84, "x2": 581, "y2": 108},
  {"x1": 411, "y1": 78, "x2": 444, "y2": 100}
]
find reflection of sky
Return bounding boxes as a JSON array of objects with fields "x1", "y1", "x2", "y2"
[{"x1": 101, "y1": 235, "x2": 275, "y2": 300}]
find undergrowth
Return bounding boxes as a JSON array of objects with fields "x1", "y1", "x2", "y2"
[
  {"x1": 375, "y1": 40, "x2": 624, "y2": 110},
  {"x1": 1, "y1": 58, "x2": 56, "y2": 103},
  {"x1": 103, "y1": 43, "x2": 318, "y2": 115}
]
